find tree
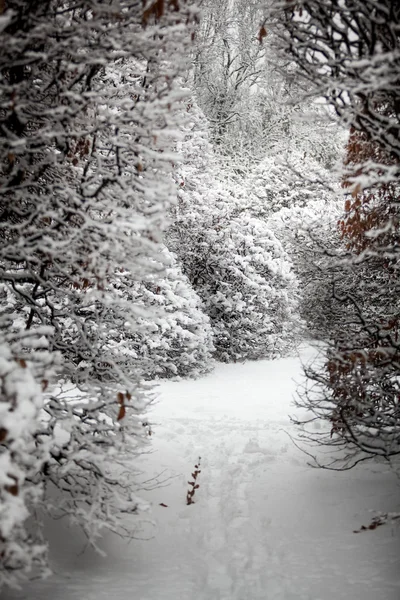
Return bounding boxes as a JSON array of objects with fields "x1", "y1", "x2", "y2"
[
  {"x1": 168, "y1": 102, "x2": 300, "y2": 362},
  {"x1": 122, "y1": 249, "x2": 215, "y2": 379},
  {"x1": 246, "y1": 150, "x2": 337, "y2": 218},
  {"x1": 192, "y1": 0, "x2": 266, "y2": 156},
  {"x1": 273, "y1": 1, "x2": 400, "y2": 161},
  {"x1": 0, "y1": 0, "x2": 195, "y2": 587},
  {"x1": 272, "y1": 0, "x2": 400, "y2": 467}
]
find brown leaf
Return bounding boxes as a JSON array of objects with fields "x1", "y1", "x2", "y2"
[
  {"x1": 117, "y1": 405, "x2": 126, "y2": 421},
  {"x1": 5, "y1": 483, "x2": 18, "y2": 496},
  {"x1": 258, "y1": 25, "x2": 267, "y2": 44},
  {"x1": 0, "y1": 428, "x2": 8, "y2": 442},
  {"x1": 159, "y1": 503, "x2": 168, "y2": 507},
  {"x1": 142, "y1": 0, "x2": 165, "y2": 25}
]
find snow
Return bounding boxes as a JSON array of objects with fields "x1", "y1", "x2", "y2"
[{"x1": 5, "y1": 348, "x2": 400, "y2": 600}]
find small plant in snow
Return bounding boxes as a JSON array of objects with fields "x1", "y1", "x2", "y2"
[
  {"x1": 186, "y1": 457, "x2": 201, "y2": 505},
  {"x1": 353, "y1": 513, "x2": 400, "y2": 534}
]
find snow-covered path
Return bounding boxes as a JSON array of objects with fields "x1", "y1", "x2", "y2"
[{"x1": 5, "y1": 350, "x2": 400, "y2": 600}]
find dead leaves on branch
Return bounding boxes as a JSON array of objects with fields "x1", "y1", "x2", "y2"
[
  {"x1": 186, "y1": 457, "x2": 201, "y2": 505},
  {"x1": 4, "y1": 474, "x2": 19, "y2": 497},
  {"x1": 142, "y1": 0, "x2": 186, "y2": 26},
  {"x1": 258, "y1": 23, "x2": 267, "y2": 44},
  {"x1": 340, "y1": 126, "x2": 400, "y2": 253},
  {"x1": 353, "y1": 513, "x2": 400, "y2": 533},
  {"x1": 117, "y1": 390, "x2": 131, "y2": 421}
]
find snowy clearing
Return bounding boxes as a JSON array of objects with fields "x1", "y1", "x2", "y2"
[{"x1": 5, "y1": 348, "x2": 400, "y2": 600}]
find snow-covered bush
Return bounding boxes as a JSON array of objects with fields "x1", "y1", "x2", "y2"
[
  {"x1": 193, "y1": 213, "x2": 299, "y2": 361},
  {"x1": 169, "y1": 103, "x2": 299, "y2": 362},
  {"x1": 268, "y1": 199, "x2": 345, "y2": 340},
  {"x1": 0, "y1": 0, "x2": 195, "y2": 587},
  {"x1": 247, "y1": 151, "x2": 338, "y2": 218},
  {"x1": 114, "y1": 250, "x2": 215, "y2": 379},
  {"x1": 0, "y1": 307, "x2": 54, "y2": 587}
]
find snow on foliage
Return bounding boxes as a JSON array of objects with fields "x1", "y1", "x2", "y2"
[
  {"x1": 246, "y1": 151, "x2": 338, "y2": 218},
  {"x1": 191, "y1": 0, "x2": 265, "y2": 155},
  {"x1": 117, "y1": 249, "x2": 215, "y2": 379},
  {"x1": 0, "y1": 0, "x2": 196, "y2": 587},
  {"x1": 192, "y1": 0, "x2": 345, "y2": 171},
  {"x1": 168, "y1": 103, "x2": 300, "y2": 362},
  {"x1": 273, "y1": 0, "x2": 400, "y2": 468},
  {"x1": 193, "y1": 213, "x2": 300, "y2": 362},
  {"x1": 267, "y1": 194, "x2": 345, "y2": 340},
  {"x1": 0, "y1": 309, "x2": 54, "y2": 587}
]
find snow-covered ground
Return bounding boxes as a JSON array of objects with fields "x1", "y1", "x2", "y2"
[{"x1": 5, "y1": 348, "x2": 400, "y2": 600}]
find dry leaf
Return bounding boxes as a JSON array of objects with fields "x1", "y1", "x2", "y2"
[{"x1": 117, "y1": 405, "x2": 126, "y2": 421}]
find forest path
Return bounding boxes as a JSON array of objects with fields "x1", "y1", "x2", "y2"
[{"x1": 4, "y1": 349, "x2": 400, "y2": 600}]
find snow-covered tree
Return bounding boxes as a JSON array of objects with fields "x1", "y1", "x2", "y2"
[
  {"x1": 168, "y1": 103, "x2": 299, "y2": 362},
  {"x1": 273, "y1": 0, "x2": 400, "y2": 468},
  {"x1": 0, "y1": 0, "x2": 195, "y2": 587},
  {"x1": 192, "y1": 0, "x2": 265, "y2": 154},
  {"x1": 192, "y1": 213, "x2": 299, "y2": 362},
  {"x1": 246, "y1": 150, "x2": 338, "y2": 218},
  {"x1": 116, "y1": 249, "x2": 215, "y2": 380},
  {"x1": 272, "y1": 0, "x2": 399, "y2": 165}
]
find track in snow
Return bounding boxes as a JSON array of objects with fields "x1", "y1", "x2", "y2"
[{"x1": 4, "y1": 349, "x2": 400, "y2": 600}]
